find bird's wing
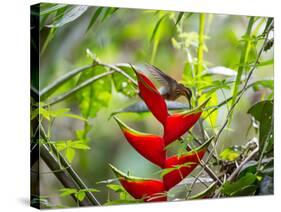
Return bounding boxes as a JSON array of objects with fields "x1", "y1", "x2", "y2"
[{"x1": 145, "y1": 64, "x2": 177, "y2": 87}]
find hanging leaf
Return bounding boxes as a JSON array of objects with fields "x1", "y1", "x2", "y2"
[
  {"x1": 75, "y1": 191, "x2": 86, "y2": 201},
  {"x1": 248, "y1": 100, "x2": 273, "y2": 155},
  {"x1": 110, "y1": 101, "x2": 189, "y2": 117},
  {"x1": 176, "y1": 12, "x2": 184, "y2": 25},
  {"x1": 40, "y1": 4, "x2": 68, "y2": 16},
  {"x1": 86, "y1": 7, "x2": 104, "y2": 31},
  {"x1": 150, "y1": 14, "x2": 168, "y2": 42},
  {"x1": 206, "y1": 66, "x2": 238, "y2": 77},
  {"x1": 59, "y1": 188, "x2": 77, "y2": 197},
  {"x1": 221, "y1": 173, "x2": 257, "y2": 196},
  {"x1": 47, "y1": 5, "x2": 88, "y2": 28},
  {"x1": 65, "y1": 147, "x2": 75, "y2": 163},
  {"x1": 101, "y1": 7, "x2": 119, "y2": 22}
]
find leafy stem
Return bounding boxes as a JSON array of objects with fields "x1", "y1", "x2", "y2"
[
  {"x1": 197, "y1": 13, "x2": 206, "y2": 78},
  {"x1": 205, "y1": 18, "x2": 273, "y2": 169},
  {"x1": 231, "y1": 17, "x2": 255, "y2": 109}
]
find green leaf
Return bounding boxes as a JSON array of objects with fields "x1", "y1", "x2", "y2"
[
  {"x1": 86, "y1": 7, "x2": 104, "y2": 32},
  {"x1": 49, "y1": 108, "x2": 70, "y2": 116},
  {"x1": 176, "y1": 12, "x2": 184, "y2": 25},
  {"x1": 256, "y1": 59, "x2": 274, "y2": 67},
  {"x1": 77, "y1": 65, "x2": 112, "y2": 118},
  {"x1": 59, "y1": 188, "x2": 77, "y2": 197},
  {"x1": 248, "y1": 100, "x2": 273, "y2": 154},
  {"x1": 231, "y1": 185, "x2": 257, "y2": 196},
  {"x1": 39, "y1": 107, "x2": 51, "y2": 120},
  {"x1": 150, "y1": 14, "x2": 168, "y2": 42},
  {"x1": 40, "y1": 4, "x2": 68, "y2": 16},
  {"x1": 65, "y1": 147, "x2": 75, "y2": 163},
  {"x1": 238, "y1": 158, "x2": 273, "y2": 178},
  {"x1": 47, "y1": 5, "x2": 88, "y2": 28},
  {"x1": 221, "y1": 173, "x2": 257, "y2": 196},
  {"x1": 107, "y1": 184, "x2": 126, "y2": 193},
  {"x1": 75, "y1": 191, "x2": 86, "y2": 201},
  {"x1": 159, "y1": 167, "x2": 177, "y2": 178},
  {"x1": 112, "y1": 65, "x2": 136, "y2": 97},
  {"x1": 31, "y1": 108, "x2": 39, "y2": 120},
  {"x1": 53, "y1": 141, "x2": 68, "y2": 151},
  {"x1": 220, "y1": 146, "x2": 243, "y2": 161},
  {"x1": 206, "y1": 66, "x2": 237, "y2": 77},
  {"x1": 111, "y1": 100, "x2": 189, "y2": 117},
  {"x1": 60, "y1": 113, "x2": 87, "y2": 121},
  {"x1": 70, "y1": 141, "x2": 91, "y2": 150},
  {"x1": 101, "y1": 7, "x2": 118, "y2": 22},
  {"x1": 45, "y1": 107, "x2": 87, "y2": 121},
  {"x1": 160, "y1": 162, "x2": 197, "y2": 177}
]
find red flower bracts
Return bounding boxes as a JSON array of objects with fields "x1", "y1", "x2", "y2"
[
  {"x1": 111, "y1": 68, "x2": 211, "y2": 202},
  {"x1": 109, "y1": 164, "x2": 167, "y2": 202},
  {"x1": 163, "y1": 99, "x2": 211, "y2": 146},
  {"x1": 114, "y1": 117, "x2": 166, "y2": 168},
  {"x1": 163, "y1": 138, "x2": 213, "y2": 190},
  {"x1": 135, "y1": 71, "x2": 168, "y2": 125}
]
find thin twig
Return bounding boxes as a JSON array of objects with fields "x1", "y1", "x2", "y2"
[
  {"x1": 199, "y1": 162, "x2": 222, "y2": 185},
  {"x1": 186, "y1": 168, "x2": 205, "y2": 198},
  {"x1": 40, "y1": 64, "x2": 94, "y2": 100},
  {"x1": 96, "y1": 61, "x2": 137, "y2": 86}
]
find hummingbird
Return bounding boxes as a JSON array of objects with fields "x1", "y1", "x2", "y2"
[{"x1": 145, "y1": 64, "x2": 193, "y2": 107}]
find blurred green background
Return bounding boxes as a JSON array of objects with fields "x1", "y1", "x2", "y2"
[{"x1": 36, "y1": 3, "x2": 273, "y2": 207}]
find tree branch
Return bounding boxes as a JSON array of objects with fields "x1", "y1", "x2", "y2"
[{"x1": 40, "y1": 144, "x2": 92, "y2": 206}]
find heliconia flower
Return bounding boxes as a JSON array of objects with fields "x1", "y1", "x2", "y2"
[
  {"x1": 114, "y1": 117, "x2": 166, "y2": 168},
  {"x1": 163, "y1": 137, "x2": 213, "y2": 191},
  {"x1": 163, "y1": 98, "x2": 211, "y2": 146},
  {"x1": 109, "y1": 164, "x2": 167, "y2": 202},
  {"x1": 133, "y1": 67, "x2": 169, "y2": 125}
]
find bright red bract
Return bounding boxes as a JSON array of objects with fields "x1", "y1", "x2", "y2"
[
  {"x1": 120, "y1": 179, "x2": 167, "y2": 202},
  {"x1": 163, "y1": 111, "x2": 202, "y2": 146},
  {"x1": 163, "y1": 148, "x2": 206, "y2": 190},
  {"x1": 135, "y1": 71, "x2": 168, "y2": 125}
]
